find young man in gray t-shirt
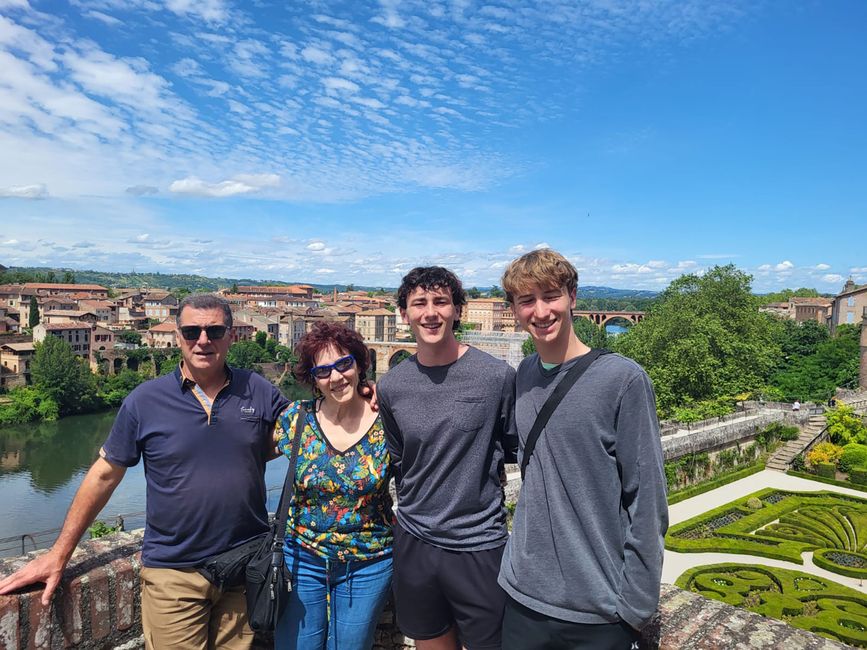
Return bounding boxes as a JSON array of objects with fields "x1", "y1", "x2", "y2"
[
  {"x1": 498, "y1": 249, "x2": 668, "y2": 650},
  {"x1": 378, "y1": 266, "x2": 517, "y2": 650}
]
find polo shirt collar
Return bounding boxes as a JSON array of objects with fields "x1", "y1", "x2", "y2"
[{"x1": 176, "y1": 362, "x2": 233, "y2": 392}]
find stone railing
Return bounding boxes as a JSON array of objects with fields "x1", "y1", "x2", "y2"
[{"x1": 0, "y1": 533, "x2": 849, "y2": 649}]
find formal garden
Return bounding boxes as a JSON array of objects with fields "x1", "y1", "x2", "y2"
[
  {"x1": 676, "y1": 563, "x2": 867, "y2": 647},
  {"x1": 669, "y1": 487, "x2": 867, "y2": 645}
]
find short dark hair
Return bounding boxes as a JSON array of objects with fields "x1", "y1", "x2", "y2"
[
  {"x1": 176, "y1": 294, "x2": 233, "y2": 328},
  {"x1": 396, "y1": 266, "x2": 466, "y2": 331},
  {"x1": 293, "y1": 321, "x2": 371, "y2": 393}
]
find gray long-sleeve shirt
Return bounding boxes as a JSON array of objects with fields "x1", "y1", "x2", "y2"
[
  {"x1": 498, "y1": 352, "x2": 668, "y2": 630},
  {"x1": 378, "y1": 346, "x2": 518, "y2": 551}
]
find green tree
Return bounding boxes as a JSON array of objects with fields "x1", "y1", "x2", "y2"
[
  {"x1": 31, "y1": 336, "x2": 100, "y2": 414},
  {"x1": 770, "y1": 324, "x2": 861, "y2": 401},
  {"x1": 28, "y1": 295, "x2": 40, "y2": 328},
  {"x1": 573, "y1": 317, "x2": 609, "y2": 349},
  {"x1": 116, "y1": 330, "x2": 142, "y2": 346},
  {"x1": 62, "y1": 270, "x2": 75, "y2": 284},
  {"x1": 230, "y1": 282, "x2": 239, "y2": 293},
  {"x1": 488, "y1": 285, "x2": 505, "y2": 298},
  {"x1": 614, "y1": 265, "x2": 781, "y2": 414},
  {"x1": 254, "y1": 331, "x2": 268, "y2": 348},
  {"x1": 226, "y1": 340, "x2": 268, "y2": 370},
  {"x1": 774, "y1": 319, "x2": 829, "y2": 362},
  {"x1": 467, "y1": 287, "x2": 481, "y2": 299}
]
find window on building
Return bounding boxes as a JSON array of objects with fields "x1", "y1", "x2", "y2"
[
  {"x1": 848, "y1": 312, "x2": 855, "y2": 323},
  {"x1": 849, "y1": 297, "x2": 856, "y2": 307}
]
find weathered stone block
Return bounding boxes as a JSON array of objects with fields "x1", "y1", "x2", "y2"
[
  {"x1": 0, "y1": 594, "x2": 20, "y2": 650},
  {"x1": 58, "y1": 574, "x2": 84, "y2": 646},
  {"x1": 88, "y1": 565, "x2": 112, "y2": 640}
]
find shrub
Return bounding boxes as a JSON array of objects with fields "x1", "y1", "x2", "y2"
[
  {"x1": 806, "y1": 442, "x2": 843, "y2": 466},
  {"x1": 850, "y1": 467, "x2": 867, "y2": 486},
  {"x1": 817, "y1": 462, "x2": 836, "y2": 479},
  {"x1": 746, "y1": 497, "x2": 763, "y2": 510},
  {"x1": 839, "y1": 444, "x2": 867, "y2": 474},
  {"x1": 827, "y1": 404, "x2": 867, "y2": 446},
  {"x1": 791, "y1": 454, "x2": 806, "y2": 472},
  {"x1": 779, "y1": 425, "x2": 800, "y2": 442}
]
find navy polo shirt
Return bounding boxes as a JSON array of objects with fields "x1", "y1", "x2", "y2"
[{"x1": 101, "y1": 366, "x2": 289, "y2": 568}]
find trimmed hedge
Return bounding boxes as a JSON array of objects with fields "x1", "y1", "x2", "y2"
[
  {"x1": 840, "y1": 444, "x2": 867, "y2": 473},
  {"x1": 852, "y1": 467, "x2": 867, "y2": 486},
  {"x1": 667, "y1": 463, "x2": 765, "y2": 506},
  {"x1": 813, "y1": 548, "x2": 867, "y2": 579},
  {"x1": 675, "y1": 563, "x2": 867, "y2": 647},
  {"x1": 666, "y1": 488, "x2": 867, "y2": 572},
  {"x1": 787, "y1": 469, "x2": 867, "y2": 493},
  {"x1": 817, "y1": 462, "x2": 837, "y2": 479}
]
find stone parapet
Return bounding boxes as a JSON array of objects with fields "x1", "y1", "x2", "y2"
[{"x1": 0, "y1": 532, "x2": 852, "y2": 649}]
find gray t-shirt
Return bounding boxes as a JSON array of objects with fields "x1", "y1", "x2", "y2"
[
  {"x1": 378, "y1": 346, "x2": 517, "y2": 551},
  {"x1": 498, "y1": 352, "x2": 668, "y2": 630}
]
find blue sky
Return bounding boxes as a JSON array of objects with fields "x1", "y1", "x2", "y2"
[{"x1": 0, "y1": 0, "x2": 864, "y2": 292}]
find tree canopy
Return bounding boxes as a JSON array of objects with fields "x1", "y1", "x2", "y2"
[
  {"x1": 613, "y1": 265, "x2": 781, "y2": 414},
  {"x1": 31, "y1": 336, "x2": 99, "y2": 415}
]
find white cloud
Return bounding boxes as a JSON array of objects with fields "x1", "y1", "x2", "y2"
[
  {"x1": 0, "y1": 183, "x2": 48, "y2": 198},
  {"x1": 815, "y1": 263, "x2": 831, "y2": 271},
  {"x1": 774, "y1": 260, "x2": 794, "y2": 271},
  {"x1": 822, "y1": 274, "x2": 844, "y2": 283},
  {"x1": 307, "y1": 241, "x2": 326, "y2": 252},
  {"x1": 169, "y1": 174, "x2": 280, "y2": 197}
]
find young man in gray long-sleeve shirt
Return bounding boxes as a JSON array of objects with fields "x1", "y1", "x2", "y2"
[
  {"x1": 498, "y1": 249, "x2": 668, "y2": 650},
  {"x1": 378, "y1": 266, "x2": 517, "y2": 650}
]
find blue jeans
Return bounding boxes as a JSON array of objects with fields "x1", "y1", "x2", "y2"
[{"x1": 275, "y1": 540, "x2": 393, "y2": 650}]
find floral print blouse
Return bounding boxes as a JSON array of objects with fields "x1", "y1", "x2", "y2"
[{"x1": 274, "y1": 400, "x2": 394, "y2": 561}]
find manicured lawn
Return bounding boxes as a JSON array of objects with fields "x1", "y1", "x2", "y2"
[{"x1": 676, "y1": 563, "x2": 867, "y2": 647}]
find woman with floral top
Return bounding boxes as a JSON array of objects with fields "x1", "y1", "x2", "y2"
[{"x1": 273, "y1": 322, "x2": 394, "y2": 650}]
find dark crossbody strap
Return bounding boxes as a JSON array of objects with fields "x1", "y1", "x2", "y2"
[
  {"x1": 520, "y1": 349, "x2": 610, "y2": 480},
  {"x1": 270, "y1": 401, "x2": 307, "y2": 549}
]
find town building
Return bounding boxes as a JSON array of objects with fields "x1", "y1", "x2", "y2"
[
  {"x1": 831, "y1": 279, "x2": 867, "y2": 334},
  {"x1": 146, "y1": 320, "x2": 177, "y2": 348},
  {"x1": 32, "y1": 322, "x2": 92, "y2": 358},
  {"x1": 0, "y1": 342, "x2": 34, "y2": 375},
  {"x1": 355, "y1": 309, "x2": 397, "y2": 342},
  {"x1": 464, "y1": 298, "x2": 515, "y2": 332},
  {"x1": 142, "y1": 292, "x2": 178, "y2": 320}
]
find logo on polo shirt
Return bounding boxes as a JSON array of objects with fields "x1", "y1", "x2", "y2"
[{"x1": 241, "y1": 406, "x2": 256, "y2": 415}]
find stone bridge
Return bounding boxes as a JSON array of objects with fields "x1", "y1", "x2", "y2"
[
  {"x1": 366, "y1": 341, "x2": 417, "y2": 377},
  {"x1": 573, "y1": 309, "x2": 645, "y2": 327}
]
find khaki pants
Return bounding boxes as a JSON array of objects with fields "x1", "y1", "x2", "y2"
[{"x1": 140, "y1": 567, "x2": 255, "y2": 650}]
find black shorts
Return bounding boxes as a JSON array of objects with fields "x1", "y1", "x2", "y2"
[
  {"x1": 392, "y1": 523, "x2": 507, "y2": 650},
  {"x1": 502, "y1": 596, "x2": 640, "y2": 650}
]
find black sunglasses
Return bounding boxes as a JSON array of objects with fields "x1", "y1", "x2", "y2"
[
  {"x1": 179, "y1": 325, "x2": 229, "y2": 341},
  {"x1": 309, "y1": 354, "x2": 355, "y2": 379}
]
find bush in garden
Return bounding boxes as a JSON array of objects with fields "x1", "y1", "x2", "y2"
[
  {"x1": 826, "y1": 404, "x2": 867, "y2": 445},
  {"x1": 746, "y1": 497, "x2": 763, "y2": 510},
  {"x1": 816, "y1": 462, "x2": 836, "y2": 479},
  {"x1": 806, "y1": 441, "x2": 843, "y2": 467},
  {"x1": 850, "y1": 467, "x2": 867, "y2": 486},
  {"x1": 839, "y1": 443, "x2": 867, "y2": 474}
]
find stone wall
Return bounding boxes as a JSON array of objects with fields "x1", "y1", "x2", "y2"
[{"x1": 0, "y1": 532, "x2": 848, "y2": 649}]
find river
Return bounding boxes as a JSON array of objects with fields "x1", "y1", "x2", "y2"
[{"x1": 0, "y1": 409, "x2": 290, "y2": 557}]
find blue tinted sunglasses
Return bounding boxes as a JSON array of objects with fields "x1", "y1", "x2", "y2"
[{"x1": 310, "y1": 354, "x2": 355, "y2": 379}]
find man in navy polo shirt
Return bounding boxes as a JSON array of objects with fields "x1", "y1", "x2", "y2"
[{"x1": 0, "y1": 294, "x2": 288, "y2": 649}]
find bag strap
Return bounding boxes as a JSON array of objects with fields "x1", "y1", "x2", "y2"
[
  {"x1": 520, "y1": 349, "x2": 610, "y2": 480},
  {"x1": 271, "y1": 401, "x2": 307, "y2": 547}
]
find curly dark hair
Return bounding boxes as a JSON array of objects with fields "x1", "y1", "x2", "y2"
[
  {"x1": 396, "y1": 266, "x2": 466, "y2": 331},
  {"x1": 293, "y1": 321, "x2": 371, "y2": 393}
]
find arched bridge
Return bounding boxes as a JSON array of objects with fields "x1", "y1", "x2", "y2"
[
  {"x1": 366, "y1": 341, "x2": 417, "y2": 377},
  {"x1": 573, "y1": 310, "x2": 644, "y2": 327}
]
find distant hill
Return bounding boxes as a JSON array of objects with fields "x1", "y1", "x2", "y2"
[{"x1": 2, "y1": 266, "x2": 660, "y2": 303}]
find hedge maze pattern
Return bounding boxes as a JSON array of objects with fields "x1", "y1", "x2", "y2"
[
  {"x1": 676, "y1": 564, "x2": 867, "y2": 646},
  {"x1": 667, "y1": 488, "x2": 867, "y2": 578}
]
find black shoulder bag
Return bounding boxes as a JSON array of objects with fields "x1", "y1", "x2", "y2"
[
  {"x1": 245, "y1": 401, "x2": 307, "y2": 632},
  {"x1": 520, "y1": 349, "x2": 610, "y2": 480}
]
